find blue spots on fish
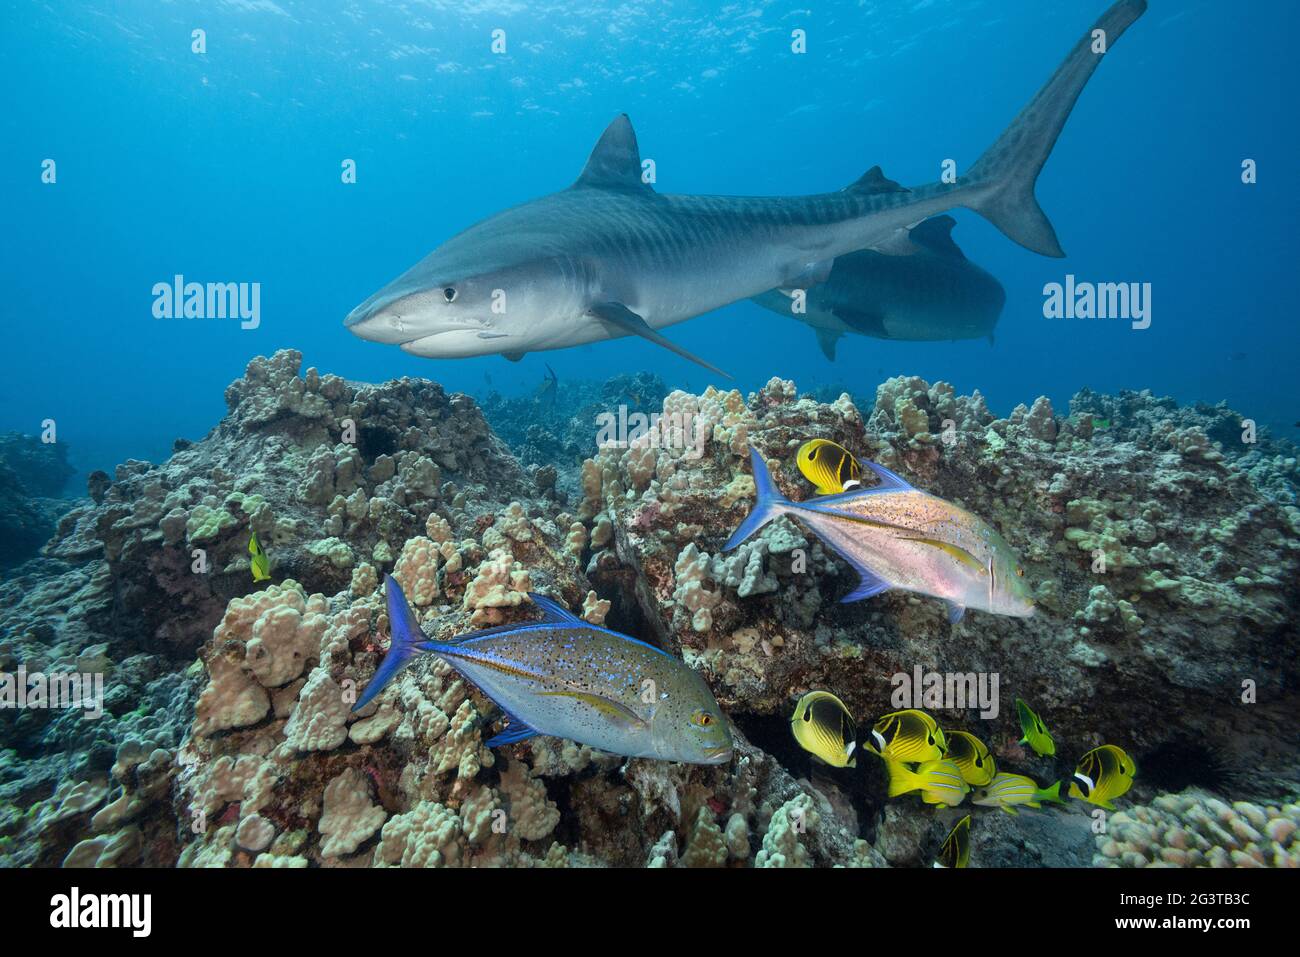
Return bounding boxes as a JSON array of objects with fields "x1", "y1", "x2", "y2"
[{"x1": 353, "y1": 576, "x2": 733, "y2": 764}]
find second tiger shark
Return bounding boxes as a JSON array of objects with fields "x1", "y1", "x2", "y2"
[{"x1": 346, "y1": 0, "x2": 1146, "y2": 377}]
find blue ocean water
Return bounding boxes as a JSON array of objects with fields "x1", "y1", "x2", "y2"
[{"x1": 3, "y1": 0, "x2": 1297, "y2": 487}]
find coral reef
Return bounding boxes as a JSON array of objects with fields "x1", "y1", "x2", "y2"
[
  {"x1": 0, "y1": 432, "x2": 75, "y2": 568},
  {"x1": 1095, "y1": 789, "x2": 1300, "y2": 868},
  {"x1": 577, "y1": 374, "x2": 1300, "y2": 789},
  {"x1": 2, "y1": 353, "x2": 1297, "y2": 868}
]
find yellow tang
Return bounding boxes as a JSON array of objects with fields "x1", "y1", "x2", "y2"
[
  {"x1": 1015, "y1": 697, "x2": 1055, "y2": 757},
  {"x1": 865, "y1": 709, "x2": 947, "y2": 763},
  {"x1": 886, "y1": 758, "x2": 969, "y2": 807},
  {"x1": 935, "y1": 815, "x2": 971, "y2": 869},
  {"x1": 1069, "y1": 744, "x2": 1136, "y2": 810},
  {"x1": 944, "y1": 730, "x2": 996, "y2": 786},
  {"x1": 790, "y1": 690, "x2": 857, "y2": 768},
  {"x1": 796, "y1": 439, "x2": 863, "y2": 495},
  {"x1": 249, "y1": 530, "x2": 271, "y2": 582}
]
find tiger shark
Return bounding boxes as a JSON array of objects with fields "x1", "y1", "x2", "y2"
[
  {"x1": 345, "y1": 0, "x2": 1146, "y2": 377},
  {"x1": 750, "y1": 215, "x2": 1006, "y2": 360}
]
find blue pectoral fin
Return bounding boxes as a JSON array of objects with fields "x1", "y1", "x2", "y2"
[
  {"x1": 839, "y1": 560, "x2": 892, "y2": 604},
  {"x1": 485, "y1": 712, "x2": 540, "y2": 747},
  {"x1": 944, "y1": 601, "x2": 966, "y2": 624},
  {"x1": 353, "y1": 575, "x2": 431, "y2": 712}
]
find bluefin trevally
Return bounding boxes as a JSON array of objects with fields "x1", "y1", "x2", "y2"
[
  {"x1": 750, "y1": 216, "x2": 1006, "y2": 361},
  {"x1": 345, "y1": 1, "x2": 1147, "y2": 375},
  {"x1": 725, "y1": 447, "x2": 1035, "y2": 623},
  {"x1": 354, "y1": 575, "x2": 734, "y2": 765}
]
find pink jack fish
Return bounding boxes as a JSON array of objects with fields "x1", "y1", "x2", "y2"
[
  {"x1": 725, "y1": 447, "x2": 1035, "y2": 622},
  {"x1": 354, "y1": 576, "x2": 733, "y2": 765}
]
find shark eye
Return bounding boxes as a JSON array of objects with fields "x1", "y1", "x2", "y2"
[{"x1": 442, "y1": 287, "x2": 457, "y2": 303}]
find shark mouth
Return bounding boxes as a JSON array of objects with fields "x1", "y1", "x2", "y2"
[{"x1": 399, "y1": 329, "x2": 513, "y2": 358}]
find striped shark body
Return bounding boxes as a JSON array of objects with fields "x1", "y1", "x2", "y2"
[{"x1": 345, "y1": 1, "x2": 1146, "y2": 375}]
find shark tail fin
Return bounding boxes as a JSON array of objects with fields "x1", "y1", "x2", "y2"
[
  {"x1": 964, "y1": 0, "x2": 1147, "y2": 257},
  {"x1": 724, "y1": 446, "x2": 791, "y2": 551}
]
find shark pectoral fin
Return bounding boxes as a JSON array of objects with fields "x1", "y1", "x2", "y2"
[
  {"x1": 503, "y1": 351, "x2": 527, "y2": 362},
  {"x1": 539, "y1": 690, "x2": 647, "y2": 730},
  {"x1": 909, "y1": 216, "x2": 967, "y2": 260},
  {"x1": 813, "y1": 326, "x2": 842, "y2": 362},
  {"x1": 944, "y1": 600, "x2": 966, "y2": 624},
  {"x1": 830, "y1": 305, "x2": 889, "y2": 339},
  {"x1": 587, "y1": 301, "x2": 731, "y2": 379}
]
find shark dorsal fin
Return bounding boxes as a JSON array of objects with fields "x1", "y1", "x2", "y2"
[
  {"x1": 908, "y1": 215, "x2": 966, "y2": 260},
  {"x1": 844, "y1": 165, "x2": 908, "y2": 195},
  {"x1": 574, "y1": 115, "x2": 653, "y2": 192}
]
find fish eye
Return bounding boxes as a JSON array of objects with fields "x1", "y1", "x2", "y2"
[
  {"x1": 1015, "y1": 566, "x2": 1025, "y2": 577},
  {"x1": 693, "y1": 710, "x2": 714, "y2": 727},
  {"x1": 442, "y1": 286, "x2": 457, "y2": 303}
]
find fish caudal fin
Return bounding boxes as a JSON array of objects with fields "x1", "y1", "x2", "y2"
[
  {"x1": 724, "y1": 446, "x2": 791, "y2": 550},
  {"x1": 353, "y1": 575, "x2": 430, "y2": 712},
  {"x1": 885, "y1": 760, "x2": 921, "y2": 799},
  {"x1": 1039, "y1": 780, "x2": 1067, "y2": 805},
  {"x1": 964, "y1": 0, "x2": 1147, "y2": 257}
]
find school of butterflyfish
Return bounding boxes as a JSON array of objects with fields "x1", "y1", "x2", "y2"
[{"x1": 789, "y1": 689, "x2": 1136, "y2": 867}]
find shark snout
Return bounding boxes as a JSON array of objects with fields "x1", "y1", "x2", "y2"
[
  {"x1": 343, "y1": 301, "x2": 371, "y2": 329},
  {"x1": 345, "y1": 294, "x2": 416, "y2": 344}
]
